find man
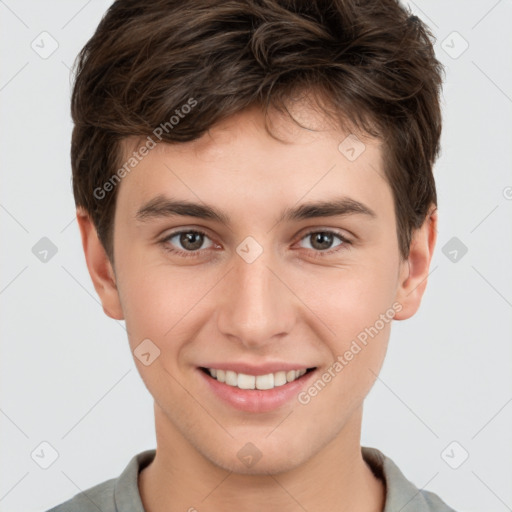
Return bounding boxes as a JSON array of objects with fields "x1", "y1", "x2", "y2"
[{"x1": 48, "y1": 0, "x2": 456, "y2": 510}]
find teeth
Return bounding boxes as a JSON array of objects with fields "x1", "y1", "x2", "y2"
[
  {"x1": 274, "y1": 371, "x2": 287, "y2": 386},
  {"x1": 237, "y1": 373, "x2": 256, "y2": 389},
  {"x1": 206, "y1": 367, "x2": 309, "y2": 390},
  {"x1": 225, "y1": 370, "x2": 237, "y2": 386},
  {"x1": 256, "y1": 373, "x2": 274, "y2": 390}
]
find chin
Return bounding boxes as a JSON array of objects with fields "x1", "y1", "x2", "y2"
[
  {"x1": 203, "y1": 441, "x2": 309, "y2": 476},
  {"x1": 226, "y1": 455, "x2": 302, "y2": 476}
]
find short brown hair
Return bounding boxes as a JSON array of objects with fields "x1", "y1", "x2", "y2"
[{"x1": 71, "y1": 0, "x2": 444, "y2": 262}]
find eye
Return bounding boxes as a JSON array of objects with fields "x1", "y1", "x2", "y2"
[
  {"x1": 160, "y1": 229, "x2": 215, "y2": 258},
  {"x1": 298, "y1": 229, "x2": 351, "y2": 257},
  {"x1": 159, "y1": 228, "x2": 351, "y2": 260}
]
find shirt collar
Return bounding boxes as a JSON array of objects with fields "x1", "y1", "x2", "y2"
[
  {"x1": 114, "y1": 446, "x2": 442, "y2": 512},
  {"x1": 114, "y1": 449, "x2": 155, "y2": 512},
  {"x1": 362, "y1": 446, "x2": 433, "y2": 511}
]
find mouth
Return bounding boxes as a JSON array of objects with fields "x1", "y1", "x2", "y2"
[
  {"x1": 197, "y1": 365, "x2": 318, "y2": 413},
  {"x1": 199, "y1": 366, "x2": 317, "y2": 390}
]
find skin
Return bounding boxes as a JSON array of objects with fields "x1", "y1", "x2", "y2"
[{"x1": 77, "y1": 99, "x2": 437, "y2": 512}]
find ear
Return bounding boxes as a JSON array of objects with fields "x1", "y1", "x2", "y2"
[
  {"x1": 76, "y1": 208, "x2": 124, "y2": 320},
  {"x1": 394, "y1": 206, "x2": 438, "y2": 320}
]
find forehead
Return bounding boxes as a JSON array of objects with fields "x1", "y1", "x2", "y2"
[{"x1": 115, "y1": 102, "x2": 390, "y2": 220}]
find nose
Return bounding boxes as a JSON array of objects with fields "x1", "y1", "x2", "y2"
[{"x1": 216, "y1": 244, "x2": 296, "y2": 350}]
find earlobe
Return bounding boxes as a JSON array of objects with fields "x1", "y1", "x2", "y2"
[
  {"x1": 394, "y1": 207, "x2": 438, "y2": 320},
  {"x1": 76, "y1": 208, "x2": 124, "y2": 320}
]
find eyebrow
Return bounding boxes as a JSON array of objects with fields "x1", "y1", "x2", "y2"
[{"x1": 135, "y1": 194, "x2": 377, "y2": 226}]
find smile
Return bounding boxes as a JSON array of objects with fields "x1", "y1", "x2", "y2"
[
  {"x1": 201, "y1": 367, "x2": 315, "y2": 390},
  {"x1": 198, "y1": 362, "x2": 319, "y2": 412}
]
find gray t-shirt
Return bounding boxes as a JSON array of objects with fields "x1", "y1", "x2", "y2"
[{"x1": 46, "y1": 446, "x2": 457, "y2": 511}]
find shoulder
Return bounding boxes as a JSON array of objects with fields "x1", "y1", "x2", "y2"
[
  {"x1": 44, "y1": 449, "x2": 156, "y2": 512},
  {"x1": 416, "y1": 488, "x2": 458, "y2": 512},
  {"x1": 44, "y1": 477, "x2": 117, "y2": 512},
  {"x1": 362, "y1": 446, "x2": 458, "y2": 512}
]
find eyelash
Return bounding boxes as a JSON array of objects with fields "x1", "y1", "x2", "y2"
[{"x1": 159, "y1": 228, "x2": 352, "y2": 259}]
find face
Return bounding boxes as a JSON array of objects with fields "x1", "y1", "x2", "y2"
[{"x1": 80, "y1": 101, "x2": 435, "y2": 475}]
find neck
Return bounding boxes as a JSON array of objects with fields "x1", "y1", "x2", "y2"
[{"x1": 139, "y1": 404, "x2": 385, "y2": 512}]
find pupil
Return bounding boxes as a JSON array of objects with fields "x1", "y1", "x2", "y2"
[
  {"x1": 181, "y1": 232, "x2": 203, "y2": 250},
  {"x1": 313, "y1": 232, "x2": 332, "y2": 250}
]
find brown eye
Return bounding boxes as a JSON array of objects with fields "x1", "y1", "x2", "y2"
[
  {"x1": 300, "y1": 231, "x2": 345, "y2": 252},
  {"x1": 161, "y1": 229, "x2": 214, "y2": 256},
  {"x1": 178, "y1": 232, "x2": 205, "y2": 251},
  {"x1": 310, "y1": 232, "x2": 335, "y2": 250}
]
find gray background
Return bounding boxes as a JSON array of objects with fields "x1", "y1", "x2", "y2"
[{"x1": 1, "y1": 1, "x2": 511, "y2": 511}]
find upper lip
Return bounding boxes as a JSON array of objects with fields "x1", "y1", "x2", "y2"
[{"x1": 199, "y1": 362, "x2": 316, "y2": 376}]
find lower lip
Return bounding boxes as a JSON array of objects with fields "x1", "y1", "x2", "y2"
[{"x1": 198, "y1": 368, "x2": 317, "y2": 413}]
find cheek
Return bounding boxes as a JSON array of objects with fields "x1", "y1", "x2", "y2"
[
  {"x1": 288, "y1": 253, "x2": 399, "y2": 405},
  {"x1": 292, "y1": 253, "x2": 399, "y2": 342},
  {"x1": 116, "y1": 256, "x2": 218, "y2": 352}
]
